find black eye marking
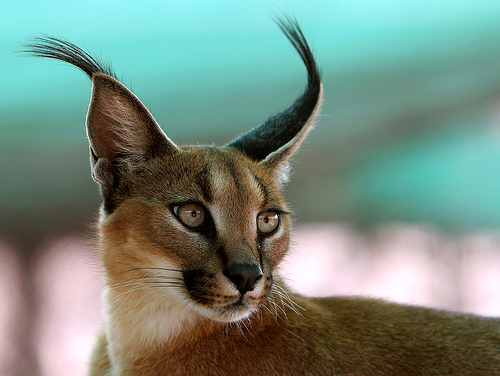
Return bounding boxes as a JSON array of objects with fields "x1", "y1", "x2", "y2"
[{"x1": 195, "y1": 170, "x2": 212, "y2": 203}]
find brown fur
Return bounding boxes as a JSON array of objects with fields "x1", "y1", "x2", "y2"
[
  {"x1": 91, "y1": 142, "x2": 500, "y2": 375},
  {"x1": 90, "y1": 295, "x2": 500, "y2": 375},
  {"x1": 87, "y1": 141, "x2": 500, "y2": 375},
  {"x1": 25, "y1": 19, "x2": 500, "y2": 376}
]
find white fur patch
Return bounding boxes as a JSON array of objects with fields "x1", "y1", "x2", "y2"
[{"x1": 104, "y1": 255, "x2": 200, "y2": 367}]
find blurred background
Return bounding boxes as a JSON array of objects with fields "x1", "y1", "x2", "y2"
[{"x1": 3, "y1": 0, "x2": 500, "y2": 375}]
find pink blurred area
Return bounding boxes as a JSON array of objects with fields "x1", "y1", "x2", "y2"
[
  {"x1": 285, "y1": 224, "x2": 500, "y2": 315},
  {"x1": 1, "y1": 224, "x2": 500, "y2": 375},
  {"x1": 0, "y1": 242, "x2": 23, "y2": 375},
  {"x1": 33, "y1": 238, "x2": 104, "y2": 376}
]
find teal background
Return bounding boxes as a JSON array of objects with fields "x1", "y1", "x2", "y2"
[{"x1": 3, "y1": 0, "x2": 500, "y2": 245}]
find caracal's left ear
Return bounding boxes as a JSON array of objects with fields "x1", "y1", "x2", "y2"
[
  {"x1": 86, "y1": 73, "x2": 178, "y2": 186},
  {"x1": 22, "y1": 36, "x2": 179, "y2": 190},
  {"x1": 226, "y1": 16, "x2": 323, "y2": 185}
]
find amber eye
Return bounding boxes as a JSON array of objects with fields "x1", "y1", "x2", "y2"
[
  {"x1": 174, "y1": 203, "x2": 206, "y2": 228},
  {"x1": 257, "y1": 212, "x2": 280, "y2": 235}
]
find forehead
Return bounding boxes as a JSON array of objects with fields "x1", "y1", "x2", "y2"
[
  {"x1": 147, "y1": 146, "x2": 276, "y2": 206},
  {"x1": 187, "y1": 146, "x2": 267, "y2": 204}
]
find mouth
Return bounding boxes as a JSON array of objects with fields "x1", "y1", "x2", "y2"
[
  {"x1": 186, "y1": 291, "x2": 260, "y2": 323},
  {"x1": 181, "y1": 268, "x2": 271, "y2": 322},
  {"x1": 211, "y1": 301, "x2": 256, "y2": 322}
]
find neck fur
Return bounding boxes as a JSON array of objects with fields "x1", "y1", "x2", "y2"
[{"x1": 103, "y1": 287, "x2": 203, "y2": 364}]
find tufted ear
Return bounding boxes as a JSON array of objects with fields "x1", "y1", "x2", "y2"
[
  {"x1": 86, "y1": 73, "x2": 178, "y2": 186},
  {"x1": 23, "y1": 36, "x2": 178, "y2": 188},
  {"x1": 226, "y1": 16, "x2": 323, "y2": 185}
]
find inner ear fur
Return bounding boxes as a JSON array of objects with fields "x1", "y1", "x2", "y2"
[{"x1": 87, "y1": 73, "x2": 178, "y2": 185}]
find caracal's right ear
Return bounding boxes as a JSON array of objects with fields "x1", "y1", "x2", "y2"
[
  {"x1": 226, "y1": 16, "x2": 323, "y2": 187},
  {"x1": 23, "y1": 36, "x2": 178, "y2": 189}
]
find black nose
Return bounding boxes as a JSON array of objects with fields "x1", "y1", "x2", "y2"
[{"x1": 224, "y1": 262, "x2": 263, "y2": 295}]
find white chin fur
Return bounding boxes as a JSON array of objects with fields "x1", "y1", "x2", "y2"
[{"x1": 191, "y1": 301, "x2": 256, "y2": 323}]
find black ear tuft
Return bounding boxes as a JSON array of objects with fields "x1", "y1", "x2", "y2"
[
  {"x1": 22, "y1": 35, "x2": 116, "y2": 79},
  {"x1": 226, "y1": 15, "x2": 322, "y2": 162}
]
